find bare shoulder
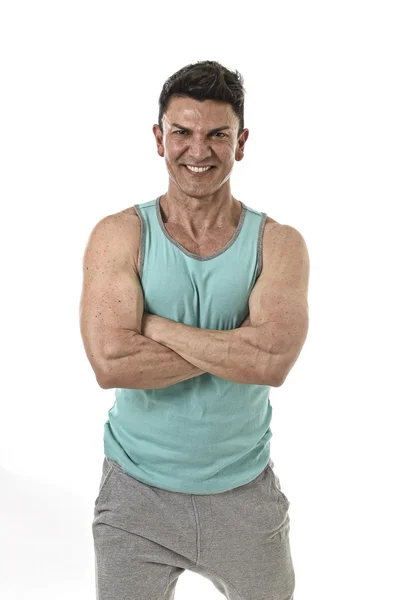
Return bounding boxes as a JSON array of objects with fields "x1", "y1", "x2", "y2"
[
  {"x1": 265, "y1": 214, "x2": 279, "y2": 225},
  {"x1": 263, "y1": 214, "x2": 307, "y2": 243},
  {"x1": 119, "y1": 205, "x2": 140, "y2": 220},
  {"x1": 99, "y1": 206, "x2": 140, "y2": 237},
  {"x1": 262, "y1": 217, "x2": 309, "y2": 270},
  {"x1": 98, "y1": 206, "x2": 141, "y2": 272}
]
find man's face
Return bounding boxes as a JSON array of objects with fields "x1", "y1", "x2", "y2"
[{"x1": 153, "y1": 97, "x2": 249, "y2": 197}]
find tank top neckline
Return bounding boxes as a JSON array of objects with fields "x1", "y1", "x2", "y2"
[{"x1": 155, "y1": 195, "x2": 247, "y2": 260}]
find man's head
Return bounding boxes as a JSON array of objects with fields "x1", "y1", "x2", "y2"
[{"x1": 153, "y1": 60, "x2": 249, "y2": 199}]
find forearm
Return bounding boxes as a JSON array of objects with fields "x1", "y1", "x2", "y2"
[
  {"x1": 102, "y1": 333, "x2": 205, "y2": 390},
  {"x1": 151, "y1": 317, "x2": 277, "y2": 386}
]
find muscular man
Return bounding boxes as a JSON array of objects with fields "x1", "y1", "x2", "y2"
[{"x1": 80, "y1": 60, "x2": 309, "y2": 600}]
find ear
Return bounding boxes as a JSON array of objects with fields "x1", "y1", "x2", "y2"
[{"x1": 153, "y1": 124, "x2": 164, "y2": 157}]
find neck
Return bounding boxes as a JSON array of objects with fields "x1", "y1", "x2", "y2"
[{"x1": 159, "y1": 191, "x2": 240, "y2": 239}]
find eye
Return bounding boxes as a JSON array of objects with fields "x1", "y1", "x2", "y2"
[{"x1": 173, "y1": 130, "x2": 226, "y2": 138}]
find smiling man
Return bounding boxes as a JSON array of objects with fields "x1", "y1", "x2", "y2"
[
  {"x1": 155, "y1": 95, "x2": 247, "y2": 241},
  {"x1": 80, "y1": 60, "x2": 309, "y2": 600}
]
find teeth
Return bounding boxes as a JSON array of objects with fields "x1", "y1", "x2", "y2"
[{"x1": 186, "y1": 165, "x2": 212, "y2": 173}]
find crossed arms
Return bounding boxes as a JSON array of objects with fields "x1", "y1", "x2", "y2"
[{"x1": 80, "y1": 218, "x2": 309, "y2": 389}]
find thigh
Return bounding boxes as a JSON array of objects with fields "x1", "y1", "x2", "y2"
[
  {"x1": 191, "y1": 459, "x2": 295, "y2": 600},
  {"x1": 92, "y1": 457, "x2": 187, "y2": 600}
]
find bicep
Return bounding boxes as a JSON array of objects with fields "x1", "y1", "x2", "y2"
[
  {"x1": 249, "y1": 225, "x2": 310, "y2": 380},
  {"x1": 79, "y1": 216, "x2": 144, "y2": 383}
]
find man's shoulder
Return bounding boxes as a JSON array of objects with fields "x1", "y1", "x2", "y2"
[
  {"x1": 117, "y1": 205, "x2": 140, "y2": 222},
  {"x1": 262, "y1": 218, "x2": 308, "y2": 267},
  {"x1": 263, "y1": 215, "x2": 305, "y2": 241},
  {"x1": 98, "y1": 208, "x2": 140, "y2": 237},
  {"x1": 97, "y1": 208, "x2": 141, "y2": 272}
]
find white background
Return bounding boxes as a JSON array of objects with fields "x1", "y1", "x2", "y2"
[{"x1": 1, "y1": 1, "x2": 398, "y2": 599}]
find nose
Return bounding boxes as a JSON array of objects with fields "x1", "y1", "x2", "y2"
[{"x1": 186, "y1": 136, "x2": 213, "y2": 163}]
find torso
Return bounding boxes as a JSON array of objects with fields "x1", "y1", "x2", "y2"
[{"x1": 117, "y1": 202, "x2": 280, "y2": 275}]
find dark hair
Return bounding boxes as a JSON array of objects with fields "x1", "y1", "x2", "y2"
[{"x1": 158, "y1": 60, "x2": 246, "y2": 139}]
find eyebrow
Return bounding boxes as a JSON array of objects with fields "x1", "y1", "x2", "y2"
[{"x1": 170, "y1": 123, "x2": 231, "y2": 135}]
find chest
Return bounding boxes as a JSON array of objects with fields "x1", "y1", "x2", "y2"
[
  {"x1": 125, "y1": 206, "x2": 278, "y2": 272},
  {"x1": 162, "y1": 224, "x2": 241, "y2": 257}
]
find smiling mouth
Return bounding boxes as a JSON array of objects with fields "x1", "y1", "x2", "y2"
[{"x1": 183, "y1": 165, "x2": 215, "y2": 175}]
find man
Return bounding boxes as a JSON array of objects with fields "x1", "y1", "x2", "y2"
[{"x1": 80, "y1": 60, "x2": 309, "y2": 600}]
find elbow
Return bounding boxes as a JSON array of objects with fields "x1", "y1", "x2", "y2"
[
  {"x1": 97, "y1": 375, "x2": 113, "y2": 389},
  {"x1": 273, "y1": 361, "x2": 288, "y2": 387},
  {"x1": 96, "y1": 372, "x2": 112, "y2": 389},
  {"x1": 95, "y1": 361, "x2": 113, "y2": 389},
  {"x1": 265, "y1": 352, "x2": 286, "y2": 387},
  {"x1": 273, "y1": 373, "x2": 286, "y2": 388},
  {"x1": 258, "y1": 368, "x2": 283, "y2": 388},
  {"x1": 265, "y1": 370, "x2": 284, "y2": 388}
]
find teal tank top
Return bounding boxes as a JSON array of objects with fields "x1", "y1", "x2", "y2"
[{"x1": 103, "y1": 196, "x2": 273, "y2": 494}]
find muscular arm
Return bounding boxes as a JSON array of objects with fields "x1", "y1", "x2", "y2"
[
  {"x1": 142, "y1": 314, "x2": 274, "y2": 386},
  {"x1": 103, "y1": 313, "x2": 252, "y2": 389},
  {"x1": 136, "y1": 224, "x2": 310, "y2": 389},
  {"x1": 79, "y1": 215, "x2": 213, "y2": 390},
  {"x1": 79, "y1": 213, "x2": 252, "y2": 390},
  {"x1": 104, "y1": 332, "x2": 205, "y2": 389}
]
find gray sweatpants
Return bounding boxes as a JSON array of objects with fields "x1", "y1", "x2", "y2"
[{"x1": 92, "y1": 456, "x2": 295, "y2": 600}]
